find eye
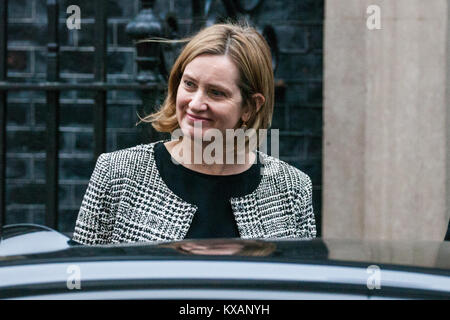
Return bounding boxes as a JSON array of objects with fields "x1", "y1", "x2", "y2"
[
  {"x1": 184, "y1": 80, "x2": 195, "y2": 88},
  {"x1": 210, "y1": 89, "x2": 225, "y2": 97}
]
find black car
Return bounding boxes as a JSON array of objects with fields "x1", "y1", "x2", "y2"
[{"x1": 0, "y1": 224, "x2": 449, "y2": 300}]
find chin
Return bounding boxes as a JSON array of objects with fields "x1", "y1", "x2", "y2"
[
  {"x1": 180, "y1": 125, "x2": 206, "y2": 141},
  {"x1": 180, "y1": 118, "x2": 211, "y2": 139}
]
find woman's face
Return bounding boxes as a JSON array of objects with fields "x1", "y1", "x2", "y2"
[{"x1": 176, "y1": 54, "x2": 246, "y2": 140}]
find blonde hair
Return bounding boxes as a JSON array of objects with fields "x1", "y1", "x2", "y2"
[{"x1": 139, "y1": 22, "x2": 275, "y2": 150}]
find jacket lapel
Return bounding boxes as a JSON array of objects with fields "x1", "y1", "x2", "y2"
[
  {"x1": 230, "y1": 152, "x2": 277, "y2": 239},
  {"x1": 114, "y1": 144, "x2": 197, "y2": 242},
  {"x1": 231, "y1": 152, "x2": 297, "y2": 239}
]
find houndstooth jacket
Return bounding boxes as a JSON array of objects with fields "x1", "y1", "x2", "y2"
[{"x1": 72, "y1": 141, "x2": 316, "y2": 245}]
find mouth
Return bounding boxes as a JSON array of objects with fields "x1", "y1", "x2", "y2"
[{"x1": 186, "y1": 113, "x2": 211, "y2": 121}]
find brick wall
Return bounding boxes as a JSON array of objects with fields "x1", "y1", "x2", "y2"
[{"x1": 5, "y1": 0, "x2": 323, "y2": 236}]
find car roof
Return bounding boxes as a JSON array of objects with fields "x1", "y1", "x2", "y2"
[{"x1": 1, "y1": 223, "x2": 449, "y2": 273}]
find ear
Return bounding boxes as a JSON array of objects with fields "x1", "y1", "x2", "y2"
[
  {"x1": 252, "y1": 93, "x2": 265, "y2": 114},
  {"x1": 241, "y1": 93, "x2": 265, "y2": 122}
]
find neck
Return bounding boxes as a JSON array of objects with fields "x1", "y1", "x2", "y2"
[{"x1": 165, "y1": 137, "x2": 256, "y2": 175}]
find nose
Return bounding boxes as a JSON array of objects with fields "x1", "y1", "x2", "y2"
[{"x1": 188, "y1": 90, "x2": 208, "y2": 111}]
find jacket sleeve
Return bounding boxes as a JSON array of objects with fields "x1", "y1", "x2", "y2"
[
  {"x1": 72, "y1": 153, "x2": 113, "y2": 245},
  {"x1": 292, "y1": 174, "x2": 317, "y2": 239}
]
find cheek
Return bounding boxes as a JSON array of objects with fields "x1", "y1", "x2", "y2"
[
  {"x1": 175, "y1": 88, "x2": 184, "y2": 121},
  {"x1": 175, "y1": 86, "x2": 182, "y2": 108}
]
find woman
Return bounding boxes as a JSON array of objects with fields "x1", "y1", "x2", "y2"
[{"x1": 72, "y1": 22, "x2": 316, "y2": 245}]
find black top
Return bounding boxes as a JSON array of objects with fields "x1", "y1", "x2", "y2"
[{"x1": 154, "y1": 141, "x2": 262, "y2": 239}]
